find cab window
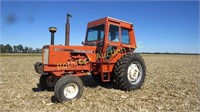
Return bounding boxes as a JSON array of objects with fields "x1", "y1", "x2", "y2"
[
  {"x1": 86, "y1": 25, "x2": 104, "y2": 41},
  {"x1": 108, "y1": 25, "x2": 119, "y2": 42},
  {"x1": 121, "y1": 28, "x2": 130, "y2": 44}
]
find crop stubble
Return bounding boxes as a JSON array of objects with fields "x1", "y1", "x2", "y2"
[{"x1": 0, "y1": 54, "x2": 199, "y2": 111}]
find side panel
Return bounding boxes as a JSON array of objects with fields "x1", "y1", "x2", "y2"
[
  {"x1": 47, "y1": 45, "x2": 96, "y2": 65},
  {"x1": 42, "y1": 45, "x2": 96, "y2": 76}
]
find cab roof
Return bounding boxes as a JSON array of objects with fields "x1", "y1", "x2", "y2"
[
  {"x1": 87, "y1": 17, "x2": 133, "y2": 29},
  {"x1": 107, "y1": 17, "x2": 133, "y2": 25}
]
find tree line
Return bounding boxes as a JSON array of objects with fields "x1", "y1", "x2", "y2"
[
  {"x1": 0, "y1": 44, "x2": 42, "y2": 53},
  {"x1": 138, "y1": 52, "x2": 199, "y2": 55}
]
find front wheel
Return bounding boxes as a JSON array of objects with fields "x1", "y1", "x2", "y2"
[
  {"x1": 54, "y1": 75, "x2": 84, "y2": 102},
  {"x1": 113, "y1": 53, "x2": 146, "y2": 91},
  {"x1": 39, "y1": 74, "x2": 58, "y2": 91}
]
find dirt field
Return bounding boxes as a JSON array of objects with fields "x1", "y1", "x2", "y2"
[{"x1": 0, "y1": 54, "x2": 199, "y2": 112}]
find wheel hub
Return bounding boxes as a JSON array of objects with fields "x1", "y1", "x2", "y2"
[
  {"x1": 64, "y1": 83, "x2": 79, "y2": 99},
  {"x1": 127, "y1": 62, "x2": 142, "y2": 84}
]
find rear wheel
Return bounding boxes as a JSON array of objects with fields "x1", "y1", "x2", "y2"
[
  {"x1": 113, "y1": 53, "x2": 146, "y2": 91},
  {"x1": 54, "y1": 75, "x2": 84, "y2": 102},
  {"x1": 39, "y1": 75, "x2": 58, "y2": 91}
]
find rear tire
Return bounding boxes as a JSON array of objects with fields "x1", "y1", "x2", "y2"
[
  {"x1": 54, "y1": 75, "x2": 84, "y2": 102},
  {"x1": 113, "y1": 53, "x2": 146, "y2": 91}
]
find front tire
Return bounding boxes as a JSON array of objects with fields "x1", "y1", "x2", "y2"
[
  {"x1": 54, "y1": 75, "x2": 84, "y2": 102},
  {"x1": 113, "y1": 53, "x2": 146, "y2": 91},
  {"x1": 39, "y1": 75, "x2": 58, "y2": 91}
]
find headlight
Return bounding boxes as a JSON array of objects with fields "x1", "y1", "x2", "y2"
[{"x1": 43, "y1": 48, "x2": 49, "y2": 64}]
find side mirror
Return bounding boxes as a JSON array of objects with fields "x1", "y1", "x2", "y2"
[{"x1": 81, "y1": 41, "x2": 85, "y2": 45}]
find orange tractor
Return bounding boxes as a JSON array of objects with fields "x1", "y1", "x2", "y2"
[{"x1": 34, "y1": 14, "x2": 146, "y2": 102}]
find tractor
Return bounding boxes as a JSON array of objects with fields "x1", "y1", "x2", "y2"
[{"x1": 34, "y1": 14, "x2": 146, "y2": 102}]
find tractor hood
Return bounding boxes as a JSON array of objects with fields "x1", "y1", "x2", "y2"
[
  {"x1": 43, "y1": 45, "x2": 96, "y2": 52},
  {"x1": 42, "y1": 45, "x2": 97, "y2": 65}
]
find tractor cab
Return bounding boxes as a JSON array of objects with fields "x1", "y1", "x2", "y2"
[{"x1": 84, "y1": 17, "x2": 137, "y2": 59}]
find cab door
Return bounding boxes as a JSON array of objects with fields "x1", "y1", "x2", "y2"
[
  {"x1": 100, "y1": 23, "x2": 121, "y2": 82},
  {"x1": 103, "y1": 23, "x2": 121, "y2": 61}
]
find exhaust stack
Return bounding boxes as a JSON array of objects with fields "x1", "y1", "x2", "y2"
[
  {"x1": 65, "y1": 14, "x2": 72, "y2": 46},
  {"x1": 49, "y1": 27, "x2": 57, "y2": 45}
]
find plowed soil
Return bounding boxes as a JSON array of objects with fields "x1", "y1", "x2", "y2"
[{"x1": 0, "y1": 54, "x2": 199, "y2": 112}]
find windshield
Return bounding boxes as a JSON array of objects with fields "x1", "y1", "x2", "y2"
[{"x1": 86, "y1": 24, "x2": 105, "y2": 41}]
